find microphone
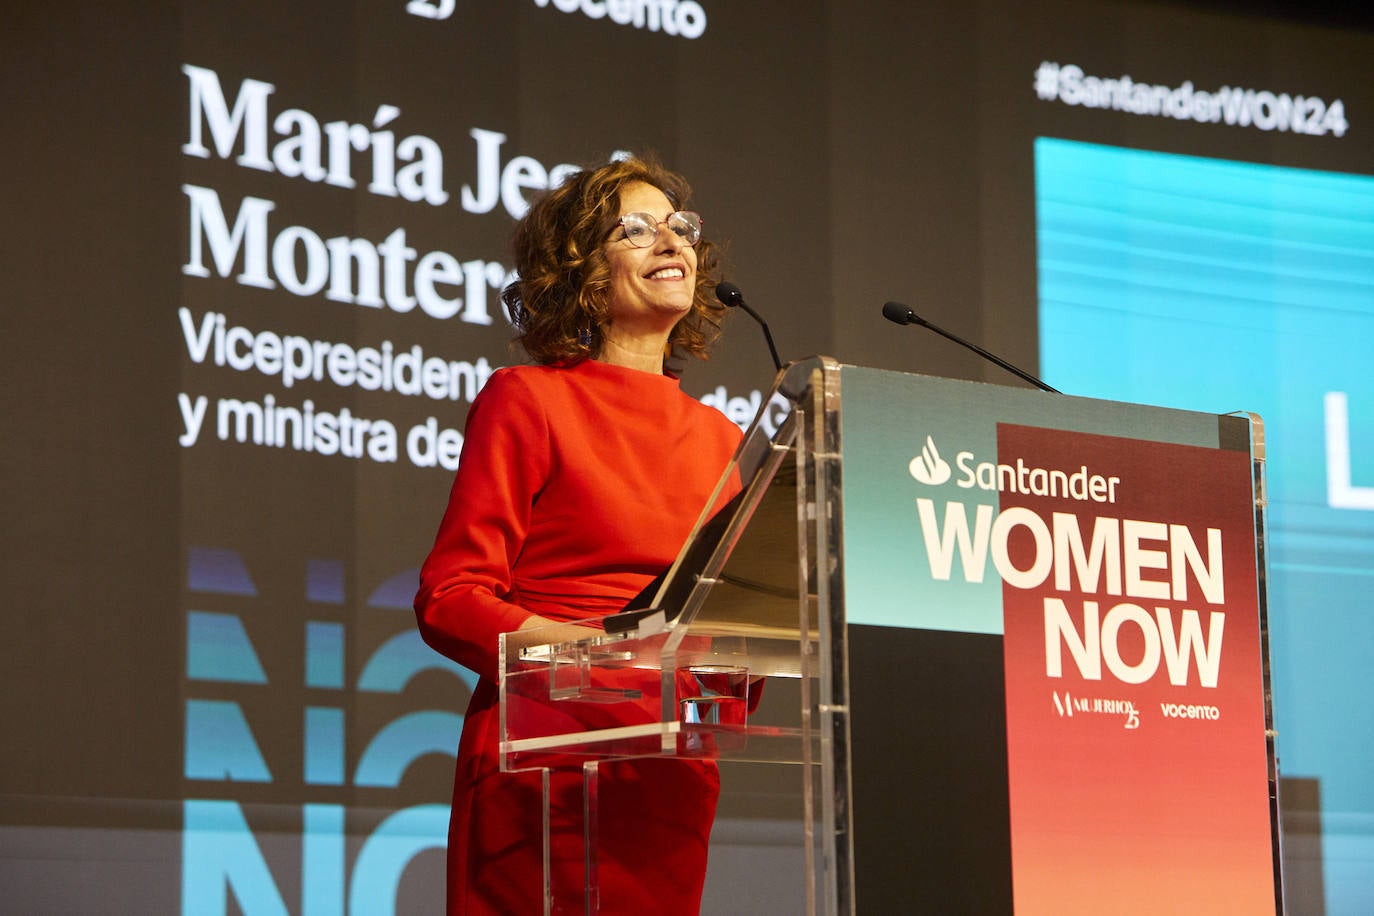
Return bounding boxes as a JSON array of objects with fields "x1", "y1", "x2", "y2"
[
  {"x1": 716, "y1": 281, "x2": 784, "y2": 373},
  {"x1": 882, "y1": 301, "x2": 1061, "y2": 394}
]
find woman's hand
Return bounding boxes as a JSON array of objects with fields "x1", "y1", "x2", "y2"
[{"x1": 506, "y1": 614, "x2": 605, "y2": 652}]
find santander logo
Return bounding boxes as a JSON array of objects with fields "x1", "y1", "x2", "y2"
[
  {"x1": 906, "y1": 434, "x2": 1123, "y2": 505},
  {"x1": 908, "y1": 436, "x2": 952, "y2": 485}
]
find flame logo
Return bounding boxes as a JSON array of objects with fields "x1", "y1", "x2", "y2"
[{"x1": 908, "y1": 435, "x2": 952, "y2": 485}]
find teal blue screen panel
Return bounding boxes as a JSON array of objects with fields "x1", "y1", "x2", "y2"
[{"x1": 1037, "y1": 137, "x2": 1374, "y2": 915}]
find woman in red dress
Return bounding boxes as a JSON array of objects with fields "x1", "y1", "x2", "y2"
[{"x1": 415, "y1": 157, "x2": 742, "y2": 914}]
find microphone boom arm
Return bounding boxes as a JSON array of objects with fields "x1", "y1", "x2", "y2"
[
  {"x1": 717, "y1": 280, "x2": 784, "y2": 373},
  {"x1": 883, "y1": 301, "x2": 1061, "y2": 394},
  {"x1": 735, "y1": 300, "x2": 783, "y2": 373}
]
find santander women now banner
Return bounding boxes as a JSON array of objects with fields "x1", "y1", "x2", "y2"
[{"x1": 996, "y1": 423, "x2": 1273, "y2": 914}]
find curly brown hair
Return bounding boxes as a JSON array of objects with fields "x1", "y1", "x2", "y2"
[{"x1": 501, "y1": 156, "x2": 725, "y2": 365}]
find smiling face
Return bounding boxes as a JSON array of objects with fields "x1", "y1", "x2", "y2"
[{"x1": 602, "y1": 181, "x2": 699, "y2": 338}]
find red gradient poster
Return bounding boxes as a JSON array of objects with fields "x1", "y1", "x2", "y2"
[{"x1": 997, "y1": 424, "x2": 1275, "y2": 915}]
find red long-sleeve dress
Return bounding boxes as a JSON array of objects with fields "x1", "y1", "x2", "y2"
[{"x1": 415, "y1": 358, "x2": 744, "y2": 915}]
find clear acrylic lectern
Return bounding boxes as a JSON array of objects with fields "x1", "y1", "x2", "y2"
[{"x1": 500, "y1": 356, "x2": 1282, "y2": 915}]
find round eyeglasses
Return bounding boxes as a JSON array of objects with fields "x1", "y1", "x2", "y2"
[{"x1": 616, "y1": 210, "x2": 703, "y2": 248}]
